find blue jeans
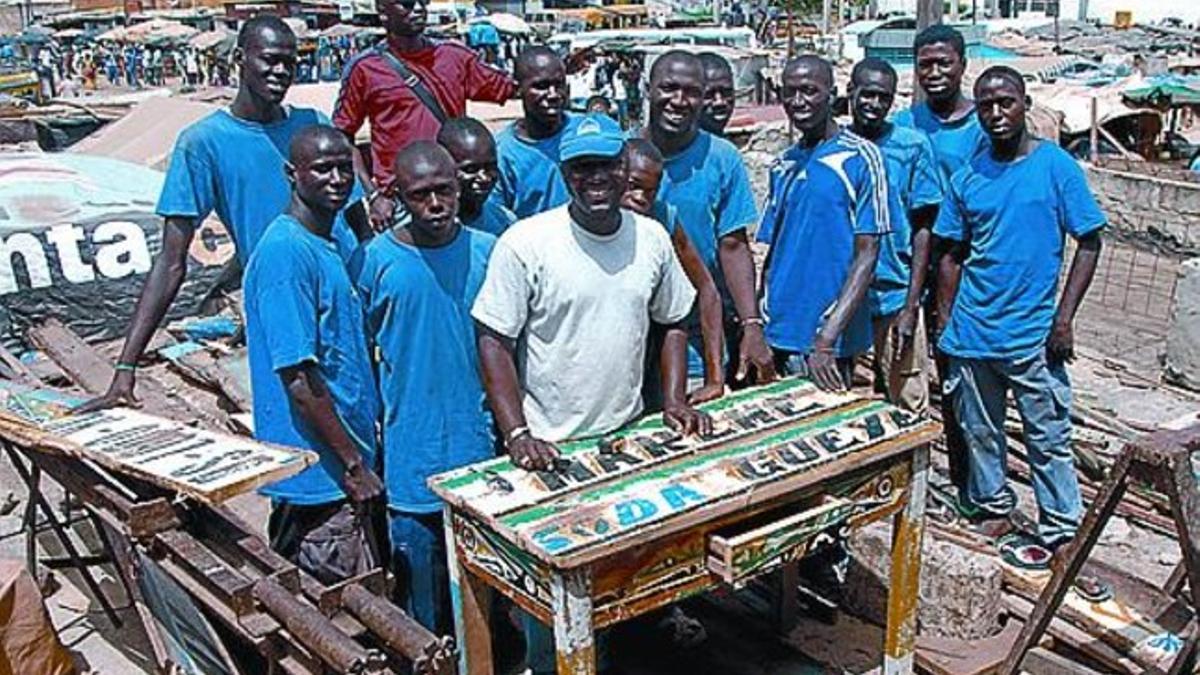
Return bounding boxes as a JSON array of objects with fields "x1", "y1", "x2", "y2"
[
  {"x1": 944, "y1": 352, "x2": 1082, "y2": 546},
  {"x1": 389, "y1": 509, "x2": 452, "y2": 635}
]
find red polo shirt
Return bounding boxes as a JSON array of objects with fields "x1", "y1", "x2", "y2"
[{"x1": 333, "y1": 39, "x2": 515, "y2": 187}]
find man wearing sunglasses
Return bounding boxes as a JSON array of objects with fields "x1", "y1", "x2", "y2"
[{"x1": 334, "y1": 0, "x2": 515, "y2": 231}]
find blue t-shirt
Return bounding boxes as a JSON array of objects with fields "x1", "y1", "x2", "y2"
[
  {"x1": 653, "y1": 131, "x2": 759, "y2": 375},
  {"x1": 892, "y1": 102, "x2": 988, "y2": 186},
  {"x1": 352, "y1": 227, "x2": 497, "y2": 512},
  {"x1": 244, "y1": 215, "x2": 379, "y2": 505},
  {"x1": 157, "y1": 107, "x2": 361, "y2": 266},
  {"x1": 868, "y1": 124, "x2": 944, "y2": 317},
  {"x1": 757, "y1": 130, "x2": 891, "y2": 357},
  {"x1": 495, "y1": 113, "x2": 583, "y2": 219},
  {"x1": 1191, "y1": 154, "x2": 1200, "y2": 172},
  {"x1": 462, "y1": 198, "x2": 517, "y2": 236},
  {"x1": 934, "y1": 141, "x2": 1106, "y2": 360}
]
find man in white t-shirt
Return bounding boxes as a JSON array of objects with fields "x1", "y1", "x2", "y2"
[{"x1": 472, "y1": 113, "x2": 710, "y2": 473}]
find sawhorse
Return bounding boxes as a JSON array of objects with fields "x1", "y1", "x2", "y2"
[
  {"x1": 1000, "y1": 424, "x2": 1200, "y2": 674},
  {"x1": 3, "y1": 438, "x2": 131, "y2": 626}
]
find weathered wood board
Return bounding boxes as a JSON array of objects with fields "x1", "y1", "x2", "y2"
[
  {"x1": 1005, "y1": 564, "x2": 1185, "y2": 672},
  {"x1": 431, "y1": 378, "x2": 939, "y2": 569},
  {"x1": 0, "y1": 381, "x2": 316, "y2": 505}
]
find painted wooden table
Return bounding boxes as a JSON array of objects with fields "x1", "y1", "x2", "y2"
[{"x1": 429, "y1": 378, "x2": 940, "y2": 675}]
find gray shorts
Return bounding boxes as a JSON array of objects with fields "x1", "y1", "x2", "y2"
[{"x1": 268, "y1": 500, "x2": 384, "y2": 584}]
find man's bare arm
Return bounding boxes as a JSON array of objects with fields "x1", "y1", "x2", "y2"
[
  {"x1": 659, "y1": 323, "x2": 713, "y2": 437},
  {"x1": 77, "y1": 216, "x2": 196, "y2": 412},
  {"x1": 718, "y1": 230, "x2": 777, "y2": 383},
  {"x1": 893, "y1": 204, "x2": 936, "y2": 356},
  {"x1": 1048, "y1": 231, "x2": 1102, "y2": 363},
  {"x1": 280, "y1": 364, "x2": 382, "y2": 503},
  {"x1": 933, "y1": 235, "x2": 967, "y2": 337},
  {"x1": 476, "y1": 322, "x2": 558, "y2": 470},
  {"x1": 809, "y1": 234, "x2": 881, "y2": 392},
  {"x1": 671, "y1": 226, "x2": 724, "y2": 402}
]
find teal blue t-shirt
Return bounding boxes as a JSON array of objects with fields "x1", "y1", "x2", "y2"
[
  {"x1": 934, "y1": 141, "x2": 1107, "y2": 360},
  {"x1": 351, "y1": 227, "x2": 497, "y2": 512},
  {"x1": 157, "y1": 107, "x2": 362, "y2": 265},
  {"x1": 463, "y1": 198, "x2": 518, "y2": 236},
  {"x1": 868, "y1": 124, "x2": 944, "y2": 317},
  {"x1": 495, "y1": 113, "x2": 583, "y2": 219},
  {"x1": 757, "y1": 130, "x2": 891, "y2": 357},
  {"x1": 892, "y1": 102, "x2": 988, "y2": 186},
  {"x1": 245, "y1": 215, "x2": 379, "y2": 505},
  {"x1": 652, "y1": 130, "x2": 758, "y2": 375}
]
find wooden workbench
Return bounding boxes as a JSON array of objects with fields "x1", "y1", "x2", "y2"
[{"x1": 430, "y1": 378, "x2": 940, "y2": 675}]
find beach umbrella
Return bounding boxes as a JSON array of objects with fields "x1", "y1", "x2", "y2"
[
  {"x1": 17, "y1": 25, "x2": 53, "y2": 44},
  {"x1": 470, "y1": 13, "x2": 531, "y2": 35},
  {"x1": 1123, "y1": 74, "x2": 1200, "y2": 106},
  {"x1": 188, "y1": 28, "x2": 234, "y2": 52}
]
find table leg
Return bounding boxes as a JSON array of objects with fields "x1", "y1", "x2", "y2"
[
  {"x1": 551, "y1": 568, "x2": 595, "y2": 675},
  {"x1": 444, "y1": 507, "x2": 493, "y2": 675},
  {"x1": 884, "y1": 444, "x2": 930, "y2": 675},
  {"x1": 772, "y1": 560, "x2": 800, "y2": 635}
]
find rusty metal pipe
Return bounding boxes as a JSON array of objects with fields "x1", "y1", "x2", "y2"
[
  {"x1": 341, "y1": 583, "x2": 456, "y2": 675},
  {"x1": 253, "y1": 577, "x2": 380, "y2": 673}
]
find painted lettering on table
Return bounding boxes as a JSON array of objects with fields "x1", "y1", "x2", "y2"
[
  {"x1": 730, "y1": 411, "x2": 911, "y2": 482},
  {"x1": 531, "y1": 483, "x2": 708, "y2": 554},
  {"x1": 429, "y1": 379, "x2": 859, "y2": 518},
  {"x1": 511, "y1": 403, "x2": 927, "y2": 556}
]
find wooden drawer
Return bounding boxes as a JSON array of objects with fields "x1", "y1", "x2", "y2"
[{"x1": 707, "y1": 496, "x2": 855, "y2": 587}]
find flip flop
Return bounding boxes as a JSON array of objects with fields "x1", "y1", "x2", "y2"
[
  {"x1": 929, "y1": 484, "x2": 1016, "y2": 539},
  {"x1": 998, "y1": 532, "x2": 1053, "y2": 571},
  {"x1": 1073, "y1": 575, "x2": 1114, "y2": 603}
]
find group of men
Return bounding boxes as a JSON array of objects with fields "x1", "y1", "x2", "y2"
[{"x1": 81, "y1": 1, "x2": 1110, "y2": 665}]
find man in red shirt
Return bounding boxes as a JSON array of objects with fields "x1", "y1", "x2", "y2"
[{"x1": 334, "y1": 0, "x2": 515, "y2": 227}]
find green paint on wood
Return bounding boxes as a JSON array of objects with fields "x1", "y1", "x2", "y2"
[
  {"x1": 433, "y1": 378, "x2": 818, "y2": 492},
  {"x1": 498, "y1": 400, "x2": 887, "y2": 528}
]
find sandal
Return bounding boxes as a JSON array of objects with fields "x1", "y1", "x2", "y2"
[
  {"x1": 998, "y1": 533, "x2": 1053, "y2": 570},
  {"x1": 1073, "y1": 575, "x2": 1114, "y2": 603}
]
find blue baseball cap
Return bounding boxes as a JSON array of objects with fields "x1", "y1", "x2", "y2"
[{"x1": 559, "y1": 114, "x2": 626, "y2": 162}]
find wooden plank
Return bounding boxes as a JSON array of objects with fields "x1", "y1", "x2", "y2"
[
  {"x1": 0, "y1": 342, "x2": 37, "y2": 384},
  {"x1": 914, "y1": 620, "x2": 1020, "y2": 675},
  {"x1": 1023, "y1": 646, "x2": 1105, "y2": 675},
  {"x1": 1004, "y1": 596, "x2": 1139, "y2": 673},
  {"x1": 1004, "y1": 563, "x2": 1183, "y2": 672},
  {"x1": 884, "y1": 444, "x2": 929, "y2": 675},
  {"x1": 27, "y1": 318, "x2": 214, "y2": 425},
  {"x1": 160, "y1": 342, "x2": 251, "y2": 412},
  {"x1": 0, "y1": 380, "x2": 315, "y2": 505}
]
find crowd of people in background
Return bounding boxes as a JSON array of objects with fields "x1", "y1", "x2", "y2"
[
  {"x1": 78, "y1": 0, "x2": 1115, "y2": 668},
  {"x1": 28, "y1": 41, "x2": 231, "y2": 97}
]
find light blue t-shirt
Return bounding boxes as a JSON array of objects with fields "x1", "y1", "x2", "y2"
[
  {"x1": 934, "y1": 141, "x2": 1107, "y2": 360},
  {"x1": 652, "y1": 130, "x2": 758, "y2": 375},
  {"x1": 757, "y1": 130, "x2": 891, "y2": 357},
  {"x1": 868, "y1": 124, "x2": 944, "y2": 317},
  {"x1": 157, "y1": 107, "x2": 361, "y2": 266},
  {"x1": 244, "y1": 215, "x2": 379, "y2": 505},
  {"x1": 495, "y1": 113, "x2": 583, "y2": 218},
  {"x1": 352, "y1": 226, "x2": 497, "y2": 512},
  {"x1": 892, "y1": 102, "x2": 988, "y2": 186},
  {"x1": 1191, "y1": 154, "x2": 1200, "y2": 172},
  {"x1": 462, "y1": 198, "x2": 518, "y2": 237}
]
